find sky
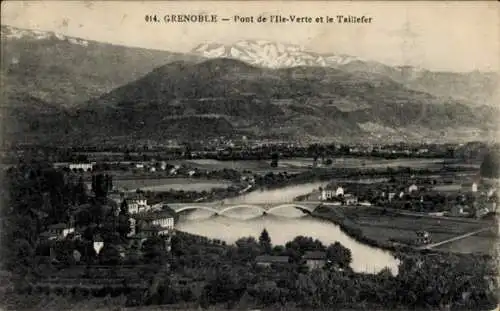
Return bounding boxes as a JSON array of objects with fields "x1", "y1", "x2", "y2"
[{"x1": 2, "y1": 1, "x2": 499, "y2": 72}]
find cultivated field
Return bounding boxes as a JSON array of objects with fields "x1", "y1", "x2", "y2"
[
  {"x1": 172, "y1": 157, "x2": 451, "y2": 172},
  {"x1": 337, "y1": 207, "x2": 497, "y2": 254},
  {"x1": 101, "y1": 178, "x2": 233, "y2": 192},
  {"x1": 433, "y1": 233, "x2": 499, "y2": 254}
]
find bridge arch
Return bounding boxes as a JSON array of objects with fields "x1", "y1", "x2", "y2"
[
  {"x1": 174, "y1": 206, "x2": 220, "y2": 214},
  {"x1": 266, "y1": 203, "x2": 315, "y2": 214},
  {"x1": 219, "y1": 204, "x2": 267, "y2": 215}
]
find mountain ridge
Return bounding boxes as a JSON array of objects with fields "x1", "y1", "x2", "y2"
[
  {"x1": 2, "y1": 25, "x2": 499, "y2": 145},
  {"x1": 67, "y1": 57, "x2": 498, "y2": 144}
]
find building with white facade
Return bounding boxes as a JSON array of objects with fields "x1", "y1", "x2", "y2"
[
  {"x1": 133, "y1": 210, "x2": 176, "y2": 233},
  {"x1": 126, "y1": 194, "x2": 149, "y2": 214},
  {"x1": 472, "y1": 182, "x2": 478, "y2": 193},
  {"x1": 93, "y1": 236, "x2": 104, "y2": 254},
  {"x1": 69, "y1": 163, "x2": 94, "y2": 171},
  {"x1": 320, "y1": 190, "x2": 335, "y2": 201},
  {"x1": 45, "y1": 223, "x2": 75, "y2": 239},
  {"x1": 408, "y1": 184, "x2": 419, "y2": 193}
]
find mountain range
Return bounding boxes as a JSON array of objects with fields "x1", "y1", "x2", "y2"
[
  {"x1": 192, "y1": 41, "x2": 500, "y2": 107},
  {"x1": 1, "y1": 25, "x2": 498, "y2": 145}
]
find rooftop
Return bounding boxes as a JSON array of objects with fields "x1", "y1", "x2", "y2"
[
  {"x1": 126, "y1": 194, "x2": 147, "y2": 201},
  {"x1": 303, "y1": 251, "x2": 326, "y2": 260},
  {"x1": 141, "y1": 224, "x2": 169, "y2": 232},
  {"x1": 133, "y1": 210, "x2": 176, "y2": 221}
]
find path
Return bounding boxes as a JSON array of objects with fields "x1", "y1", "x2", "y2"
[{"x1": 417, "y1": 227, "x2": 496, "y2": 250}]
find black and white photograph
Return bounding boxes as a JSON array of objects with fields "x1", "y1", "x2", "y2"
[{"x1": 1, "y1": 1, "x2": 499, "y2": 310}]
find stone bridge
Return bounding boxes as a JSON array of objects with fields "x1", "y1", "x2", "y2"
[{"x1": 166, "y1": 201, "x2": 329, "y2": 216}]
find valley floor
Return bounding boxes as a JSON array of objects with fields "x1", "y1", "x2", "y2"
[{"x1": 313, "y1": 206, "x2": 498, "y2": 255}]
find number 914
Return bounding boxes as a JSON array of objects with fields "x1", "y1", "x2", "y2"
[{"x1": 145, "y1": 14, "x2": 160, "y2": 23}]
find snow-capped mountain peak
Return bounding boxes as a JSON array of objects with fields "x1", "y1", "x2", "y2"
[
  {"x1": 2, "y1": 25, "x2": 89, "y2": 46},
  {"x1": 191, "y1": 40, "x2": 359, "y2": 68}
]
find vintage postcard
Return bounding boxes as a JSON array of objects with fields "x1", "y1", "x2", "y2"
[{"x1": 1, "y1": 1, "x2": 499, "y2": 310}]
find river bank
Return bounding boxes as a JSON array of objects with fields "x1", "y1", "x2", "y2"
[
  {"x1": 311, "y1": 207, "x2": 407, "y2": 254},
  {"x1": 311, "y1": 206, "x2": 497, "y2": 256}
]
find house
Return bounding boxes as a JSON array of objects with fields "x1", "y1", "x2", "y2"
[
  {"x1": 462, "y1": 181, "x2": 479, "y2": 193},
  {"x1": 255, "y1": 255, "x2": 290, "y2": 268},
  {"x1": 487, "y1": 188, "x2": 497, "y2": 199},
  {"x1": 128, "y1": 218, "x2": 137, "y2": 237},
  {"x1": 109, "y1": 192, "x2": 125, "y2": 205},
  {"x1": 388, "y1": 192, "x2": 396, "y2": 202},
  {"x1": 73, "y1": 250, "x2": 82, "y2": 263},
  {"x1": 472, "y1": 182, "x2": 478, "y2": 193},
  {"x1": 47, "y1": 223, "x2": 75, "y2": 239},
  {"x1": 69, "y1": 163, "x2": 94, "y2": 171},
  {"x1": 335, "y1": 187, "x2": 345, "y2": 197},
  {"x1": 320, "y1": 190, "x2": 335, "y2": 201},
  {"x1": 475, "y1": 207, "x2": 490, "y2": 219},
  {"x1": 188, "y1": 170, "x2": 196, "y2": 177},
  {"x1": 133, "y1": 210, "x2": 176, "y2": 231},
  {"x1": 408, "y1": 184, "x2": 419, "y2": 193},
  {"x1": 129, "y1": 232, "x2": 149, "y2": 249},
  {"x1": 140, "y1": 224, "x2": 170, "y2": 237},
  {"x1": 39, "y1": 231, "x2": 59, "y2": 241},
  {"x1": 114, "y1": 245, "x2": 127, "y2": 259},
  {"x1": 160, "y1": 161, "x2": 167, "y2": 171},
  {"x1": 303, "y1": 251, "x2": 327, "y2": 270},
  {"x1": 241, "y1": 174, "x2": 256, "y2": 184},
  {"x1": 125, "y1": 194, "x2": 149, "y2": 214},
  {"x1": 415, "y1": 231, "x2": 431, "y2": 245},
  {"x1": 135, "y1": 163, "x2": 144, "y2": 169},
  {"x1": 344, "y1": 194, "x2": 358, "y2": 206},
  {"x1": 149, "y1": 167, "x2": 156, "y2": 173},
  {"x1": 450, "y1": 204, "x2": 470, "y2": 217},
  {"x1": 93, "y1": 235, "x2": 104, "y2": 254}
]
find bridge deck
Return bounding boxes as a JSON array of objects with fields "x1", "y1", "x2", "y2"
[{"x1": 166, "y1": 201, "x2": 325, "y2": 214}]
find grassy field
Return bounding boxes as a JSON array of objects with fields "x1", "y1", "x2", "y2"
[
  {"x1": 94, "y1": 178, "x2": 233, "y2": 192},
  {"x1": 336, "y1": 207, "x2": 497, "y2": 255},
  {"x1": 170, "y1": 157, "x2": 449, "y2": 173},
  {"x1": 433, "y1": 234, "x2": 499, "y2": 254}
]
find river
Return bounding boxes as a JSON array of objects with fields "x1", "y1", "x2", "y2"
[{"x1": 175, "y1": 182, "x2": 400, "y2": 275}]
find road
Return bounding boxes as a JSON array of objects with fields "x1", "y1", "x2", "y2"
[
  {"x1": 366, "y1": 205, "x2": 491, "y2": 224},
  {"x1": 417, "y1": 227, "x2": 496, "y2": 250}
]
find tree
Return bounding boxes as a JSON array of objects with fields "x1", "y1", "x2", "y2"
[
  {"x1": 184, "y1": 144, "x2": 192, "y2": 160},
  {"x1": 99, "y1": 244, "x2": 122, "y2": 265},
  {"x1": 203, "y1": 269, "x2": 241, "y2": 305},
  {"x1": 271, "y1": 152, "x2": 279, "y2": 168},
  {"x1": 285, "y1": 236, "x2": 325, "y2": 256},
  {"x1": 325, "y1": 242, "x2": 352, "y2": 269},
  {"x1": 74, "y1": 176, "x2": 88, "y2": 204},
  {"x1": 142, "y1": 236, "x2": 166, "y2": 263},
  {"x1": 234, "y1": 237, "x2": 261, "y2": 262},
  {"x1": 117, "y1": 200, "x2": 131, "y2": 238},
  {"x1": 258, "y1": 228, "x2": 272, "y2": 254},
  {"x1": 480, "y1": 150, "x2": 500, "y2": 178},
  {"x1": 92, "y1": 173, "x2": 113, "y2": 198}
]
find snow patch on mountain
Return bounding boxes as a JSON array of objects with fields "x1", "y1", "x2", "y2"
[
  {"x1": 2, "y1": 25, "x2": 89, "y2": 47},
  {"x1": 191, "y1": 40, "x2": 359, "y2": 68}
]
